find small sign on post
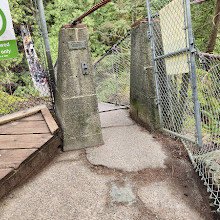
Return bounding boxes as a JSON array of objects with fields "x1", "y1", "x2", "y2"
[{"x1": 0, "y1": 0, "x2": 18, "y2": 60}]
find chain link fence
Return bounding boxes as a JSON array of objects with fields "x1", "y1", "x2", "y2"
[
  {"x1": 146, "y1": 0, "x2": 220, "y2": 212},
  {"x1": 93, "y1": 32, "x2": 131, "y2": 106},
  {"x1": 0, "y1": 2, "x2": 54, "y2": 117}
]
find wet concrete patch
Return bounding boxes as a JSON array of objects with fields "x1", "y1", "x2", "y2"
[{"x1": 110, "y1": 180, "x2": 136, "y2": 206}]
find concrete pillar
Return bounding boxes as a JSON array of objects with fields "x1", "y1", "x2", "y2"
[
  {"x1": 130, "y1": 20, "x2": 160, "y2": 131},
  {"x1": 55, "y1": 24, "x2": 103, "y2": 151}
]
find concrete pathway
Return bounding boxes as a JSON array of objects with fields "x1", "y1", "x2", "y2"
[{"x1": 0, "y1": 103, "x2": 215, "y2": 219}]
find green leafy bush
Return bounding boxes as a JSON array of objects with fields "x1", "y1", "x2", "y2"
[
  {"x1": 13, "y1": 74, "x2": 40, "y2": 97},
  {"x1": 13, "y1": 85, "x2": 39, "y2": 98},
  {"x1": 0, "y1": 91, "x2": 25, "y2": 115},
  {"x1": 196, "y1": 69, "x2": 220, "y2": 138},
  {"x1": 0, "y1": 73, "x2": 40, "y2": 115}
]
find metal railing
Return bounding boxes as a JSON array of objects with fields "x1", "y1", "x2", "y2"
[{"x1": 93, "y1": 32, "x2": 131, "y2": 106}]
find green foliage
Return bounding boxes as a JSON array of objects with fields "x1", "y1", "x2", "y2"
[
  {"x1": 0, "y1": 73, "x2": 19, "y2": 95},
  {"x1": 196, "y1": 69, "x2": 220, "y2": 136},
  {"x1": 43, "y1": 0, "x2": 146, "y2": 62},
  {"x1": 4, "y1": 0, "x2": 219, "y2": 71},
  {"x1": 191, "y1": 0, "x2": 220, "y2": 54},
  {"x1": 96, "y1": 67, "x2": 130, "y2": 104},
  {"x1": 0, "y1": 73, "x2": 40, "y2": 114},
  {"x1": 183, "y1": 68, "x2": 220, "y2": 143},
  {"x1": 14, "y1": 74, "x2": 40, "y2": 97},
  {"x1": 0, "y1": 73, "x2": 39, "y2": 97},
  {"x1": 13, "y1": 85, "x2": 39, "y2": 97},
  {"x1": 96, "y1": 74, "x2": 116, "y2": 103},
  {"x1": 0, "y1": 91, "x2": 25, "y2": 115}
]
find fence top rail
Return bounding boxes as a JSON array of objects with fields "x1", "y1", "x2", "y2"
[
  {"x1": 190, "y1": 0, "x2": 210, "y2": 5},
  {"x1": 197, "y1": 52, "x2": 220, "y2": 60},
  {"x1": 93, "y1": 31, "x2": 131, "y2": 66},
  {"x1": 93, "y1": 49, "x2": 112, "y2": 66}
]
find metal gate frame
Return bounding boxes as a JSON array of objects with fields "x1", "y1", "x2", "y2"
[
  {"x1": 145, "y1": 0, "x2": 202, "y2": 146},
  {"x1": 145, "y1": 0, "x2": 220, "y2": 212}
]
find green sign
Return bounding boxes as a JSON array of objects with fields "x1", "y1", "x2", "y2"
[
  {"x1": 0, "y1": 0, "x2": 18, "y2": 60},
  {"x1": 0, "y1": 9, "x2": 7, "y2": 36}
]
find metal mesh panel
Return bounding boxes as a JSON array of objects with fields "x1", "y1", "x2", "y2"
[
  {"x1": 93, "y1": 33, "x2": 131, "y2": 106},
  {"x1": 147, "y1": 0, "x2": 220, "y2": 212},
  {"x1": 192, "y1": 54, "x2": 220, "y2": 209},
  {"x1": 148, "y1": 0, "x2": 197, "y2": 138},
  {"x1": 194, "y1": 54, "x2": 220, "y2": 151}
]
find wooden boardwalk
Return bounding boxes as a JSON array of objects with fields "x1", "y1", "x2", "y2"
[{"x1": 0, "y1": 105, "x2": 61, "y2": 199}]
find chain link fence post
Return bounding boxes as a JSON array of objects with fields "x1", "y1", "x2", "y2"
[
  {"x1": 113, "y1": 45, "x2": 119, "y2": 105},
  {"x1": 185, "y1": 0, "x2": 203, "y2": 147}
]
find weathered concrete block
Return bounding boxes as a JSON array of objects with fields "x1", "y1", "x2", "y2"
[
  {"x1": 55, "y1": 25, "x2": 103, "y2": 151},
  {"x1": 130, "y1": 21, "x2": 160, "y2": 131},
  {"x1": 56, "y1": 26, "x2": 96, "y2": 98}
]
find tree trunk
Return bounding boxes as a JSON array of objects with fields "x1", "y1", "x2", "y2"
[{"x1": 207, "y1": 0, "x2": 220, "y2": 53}]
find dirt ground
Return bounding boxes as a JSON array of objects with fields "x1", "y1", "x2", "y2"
[
  {"x1": 145, "y1": 131, "x2": 219, "y2": 220},
  {"x1": 85, "y1": 126, "x2": 220, "y2": 219}
]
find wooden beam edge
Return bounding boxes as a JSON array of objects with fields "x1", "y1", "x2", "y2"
[
  {"x1": 0, "y1": 168, "x2": 14, "y2": 184},
  {"x1": 0, "y1": 105, "x2": 47, "y2": 125},
  {"x1": 40, "y1": 107, "x2": 59, "y2": 134}
]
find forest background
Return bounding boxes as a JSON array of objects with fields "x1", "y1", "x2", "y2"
[
  {"x1": 0, "y1": 0, "x2": 219, "y2": 74},
  {"x1": 0, "y1": 0, "x2": 219, "y2": 114}
]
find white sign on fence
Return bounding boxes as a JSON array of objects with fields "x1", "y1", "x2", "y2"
[
  {"x1": 159, "y1": 0, "x2": 189, "y2": 75},
  {"x1": 0, "y1": 0, "x2": 18, "y2": 60}
]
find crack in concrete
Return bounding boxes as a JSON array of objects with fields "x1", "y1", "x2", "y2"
[{"x1": 101, "y1": 123, "x2": 136, "y2": 129}]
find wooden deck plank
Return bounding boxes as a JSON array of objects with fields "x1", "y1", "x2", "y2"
[
  {"x1": 0, "y1": 105, "x2": 46, "y2": 125},
  {"x1": 0, "y1": 134, "x2": 53, "y2": 150},
  {"x1": 19, "y1": 113, "x2": 44, "y2": 121},
  {"x1": 0, "y1": 105, "x2": 61, "y2": 199},
  {"x1": 0, "y1": 135, "x2": 61, "y2": 199},
  {"x1": 0, "y1": 149, "x2": 37, "y2": 169},
  {"x1": 0, "y1": 120, "x2": 50, "y2": 134},
  {"x1": 41, "y1": 107, "x2": 59, "y2": 134},
  {"x1": 0, "y1": 168, "x2": 13, "y2": 180}
]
